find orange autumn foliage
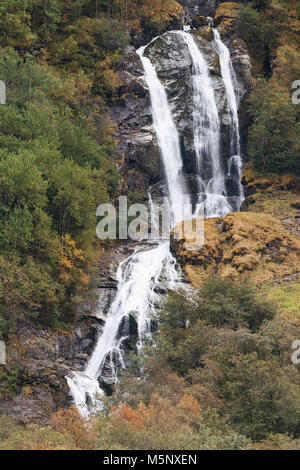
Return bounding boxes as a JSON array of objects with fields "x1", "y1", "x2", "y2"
[
  {"x1": 115, "y1": 392, "x2": 202, "y2": 433},
  {"x1": 50, "y1": 406, "x2": 97, "y2": 450}
]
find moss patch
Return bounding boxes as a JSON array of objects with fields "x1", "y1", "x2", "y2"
[
  {"x1": 194, "y1": 26, "x2": 214, "y2": 42},
  {"x1": 267, "y1": 281, "x2": 300, "y2": 324}
]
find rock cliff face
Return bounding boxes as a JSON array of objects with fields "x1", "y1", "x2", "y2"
[
  {"x1": 144, "y1": 30, "x2": 250, "y2": 183},
  {"x1": 108, "y1": 46, "x2": 162, "y2": 196},
  {"x1": 110, "y1": 11, "x2": 251, "y2": 198},
  {"x1": 0, "y1": 3, "x2": 253, "y2": 424}
]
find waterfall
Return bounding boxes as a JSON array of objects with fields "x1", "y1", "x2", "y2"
[
  {"x1": 176, "y1": 31, "x2": 231, "y2": 218},
  {"x1": 66, "y1": 39, "x2": 190, "y2": 418},
  {"x1": 66, "y1": 29, "x2": 244, "y2": 417},
  {"x1": 137, "y1": 46, "x2": 192, "y2": 227},
  {"x1": 213, "y1": 29, "x2": 244, "y2": 206},
  {"x1": 67, "y1": 242, "x2": 181, "y2": 417}
]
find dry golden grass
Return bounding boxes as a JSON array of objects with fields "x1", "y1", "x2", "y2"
[{"x1": 171, "y1": 212, "x2": 300, "y2": 288}]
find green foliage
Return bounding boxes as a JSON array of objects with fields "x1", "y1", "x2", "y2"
[
  {"x1": 241, "y1": 2, "x2": 300, "y2": 175},
  {"x1": 248, "y1": 78, "x2": 298, "y2": 173},
  {"x1": 162, "y1": 276, "x2": 276, "y2": 334},
  {"x1": 0, "y1": 416, "x2": 76, "y2": 449},
  {"x1": 222, "y1": 354, "x2": 300, "y2": 440},
  {"x1": 0, "y1": 0, "x2": 184, "y2": 338},
  {"x1": 96, "y1": 276, "x2": 300, "y2": 449},
  {"x1": 147, "y1": 277, "x2": 276, "y2": 377},
  {"x1": 0, "y1": 42, "x2": 118, "y2": 330},
  {"x1": 196, "y1": 276, "x2": 275, "y2": 331},
  {"x1": 0, "y1": 0, "x2": 35, "y2": 49},
  {"x1": 241, "y1": 0, "x2": 272, "y2": 11},
  {"x1": 236, "y1": 5, "x2": 277, "y2": 75},
  {"x1": 297, "y1": 2, "x2": 300, "y2": 20},
  {"x1": 0, "y1": 366, "x2": 19, "y2": 393}
]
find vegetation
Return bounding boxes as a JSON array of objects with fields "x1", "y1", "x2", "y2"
[
  {"x1": 235, "y1": 1, "x2": 300, "y2": 174},
  {"x1": 0, "y1": 0, "x2": 175, "y2": 334},
  {"x1": 0, "y1": 0, "x2": 184, "y2": 339},
  {"x1": 0, "y1": 0, "x2": 300, "y2": 452},
  {"x1": 1, "y1": 276, "x2": 300, "y2": 449},
  {"x1": 0, "y1": 47, "x2": 119, "y2": 332}
]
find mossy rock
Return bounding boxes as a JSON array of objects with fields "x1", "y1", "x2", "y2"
[
  {"x1": 192, "y1": 16, "x2": 209, "y2": 29},
  {"x1": 170, "y1": 212, "x2": 300, "y2": 288}
]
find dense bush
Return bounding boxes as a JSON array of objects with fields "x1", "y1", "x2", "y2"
[
  {"x1": 248, "y1": 78, "x2": 299, "y2": 173},
  {"x1": 239, "y1": 2, "x2": 300, "y2": 175},
  {"x1": 0, "y1": 278, "x2": 299, "y2": 449},
  {"x1": 236, "y1": 5, "x2": 277, "y2": 75},
  {"x1": 106, "y1": 277, "x2": 300, "y2": 446}
]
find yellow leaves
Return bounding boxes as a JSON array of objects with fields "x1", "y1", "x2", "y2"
[
  {"x1": 61, "y1": 234, "x2": 84, "y2": 260},
  {"x1": 101, "y1": 68, "x2": 122, "y2": 94},
  {"x1": 80, "y1": 273, "x2": 90, "y2": 287},
  {"x1": 178, "y1": 393, "x2": 201, "y2": 416},
  {"x1": 117, "y1": 403, "x2": 145, "y2": 431},
  {"x1": 120, "y1": 0, "x2": 183, "y2": 33},
  {"x1": 60, "y1": 257, "x2": 73, "y2": 269},
  {"x1": 59, "y1": 234, "x2": 86, "y2": 286}
]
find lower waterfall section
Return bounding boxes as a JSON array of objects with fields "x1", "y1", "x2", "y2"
[
  {"x1": 66, "y1": 28, "x2": 244, "y2": 417},
  {"x1": 66, "y1": 242, "x2": 180, "y2": 417}
]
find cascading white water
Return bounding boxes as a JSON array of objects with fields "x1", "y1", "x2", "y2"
[
  {"x1": 67, "y1": 29, "x2": 244, "y2": 417},
  {"x1": 137, "y1": 45, "x2": 192, "y2": 227},
  {"x1": 66, "y1": 39, "x2": 190, "y2": 418},
  {"x1": 67, "y1": 242, "x2": 180, "y2": 417},
  {"x1": 177, "y1": 31, "x2": 222, "y2": 190},
  {"x1": 213, "y1": 29, "x2": 244, "y2": 205},
  {"x1": 213, "y1": 29, "x2": 240, "y2": 157},
  {"x1": 176, "y1": 31, "x2": 231, "y2": 217}
]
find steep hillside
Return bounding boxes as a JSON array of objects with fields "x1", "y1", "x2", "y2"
[{"x1": 0, "y1": 0, "x2": 300, "y2": 452}]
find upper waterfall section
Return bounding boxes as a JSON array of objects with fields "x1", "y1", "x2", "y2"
[
  {"x1": 109, "y1": 27, "x2": 252, "y2": 200},
  {"x1": 142, "y1": 31, "x2": 241, "y2": 203}
]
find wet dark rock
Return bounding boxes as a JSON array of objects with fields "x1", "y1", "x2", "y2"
[
  {"x1": 292, "y1": 201, "x2": 300, "y2": 210},
  {"x1": 109, "y1": 46, "x2": 162, "y2": 192}
]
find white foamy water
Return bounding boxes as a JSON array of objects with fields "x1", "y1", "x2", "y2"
[
  {"x1": 176, "y1": 31, "x2": 232, "y2": 217},
  {"x1": 177, "y1": 31, "x2": 223, "y2": 195},
  {"x1": 66, "y1": 40, "x2": 189, "y2": 417},
  {"x1": 137, "y1": 45, "x2": 192, "y2": 227},
  {"x1": 213, "y1": 29, "x2": 244, "y2": 205}
]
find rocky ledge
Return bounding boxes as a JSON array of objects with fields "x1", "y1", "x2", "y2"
[{"x1": 170, "y1": 212, "x2": 300, "y2": 288}]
